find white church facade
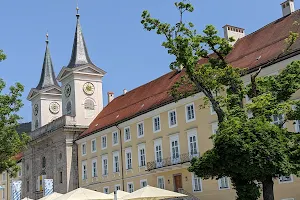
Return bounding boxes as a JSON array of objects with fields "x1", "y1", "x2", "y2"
[{"x1": 22, "y1": 8, "x2": 105, "y2": 199}]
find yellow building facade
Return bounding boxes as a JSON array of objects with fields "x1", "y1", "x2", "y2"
[
  {"x1": 76, "y1": 50, "x2": 300, "y2": 200},
  {"x1": 0, "y1": 163, "x2": 22, "y2": 200}
]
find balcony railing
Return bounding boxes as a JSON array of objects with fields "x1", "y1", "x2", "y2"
[{"x1": 147, "y1": 153, "x2": 200, "y2": 171}]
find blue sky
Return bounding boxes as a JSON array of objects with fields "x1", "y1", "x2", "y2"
[{"x1": 0, "y1": 0, "x2": 294, "y2": 123}]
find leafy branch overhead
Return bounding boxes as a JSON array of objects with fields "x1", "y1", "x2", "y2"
[
  {"x1": 0, "y1": 50, "x2": 6, "y2": 61},
  {"x1": 142, "y1": 1, "x2": 300, "y2": 200}
]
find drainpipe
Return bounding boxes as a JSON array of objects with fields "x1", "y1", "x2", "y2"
[{"x1": 116, "y1": 125, "x2": 125, "y2": 191}]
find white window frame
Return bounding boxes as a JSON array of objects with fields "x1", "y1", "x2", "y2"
[
  {"x1": 113, "y1": 151, "x2": 120, "y2": 173},
  {"x1": 124, "y1": 127, "x2": 131, "y2": 142},
  {"x1": 153, "y1": 115, "x2": 161, "y2": 133},
  {"x1": 103, "y1": 187, "x2": 109, "y2": 194},
  {"x1": 127, "y1": 182, "x2": 134, "y2": 193},
  {"x1": 91, "y1": 139, "x2": 97, "y2": 153},
  {"x1": 82, "y1": 161, "x2": 87, "y2": 180},
  {"x1": 81, "y1": 143, "x2": 87, "y2": 156},
  {"x1": 168, "y1": 109, "x2": 178, "y2": 128},
  {"x1": 140, "y1": 179, "x2": 148, "y2": 188},
  {"x1": 272, "y1": 114, "x2": 285, "y2": 127},
  {"x1": 187, "y1": 130, "x2": 199, "y2": 157},
  {"x1": 295, "y1": 120, "x2": 300, "y2": 133},
  {"x1": 115, "y1": 184, "x2": 121, "y2": 191},
  {"x1": 154, "y1": 138, "x2": 163, "y2": 168},
  {"x1": 101, "y1": 135, "x2": 107, "y2": 150},
  {"x1": 91, "y1": 158, "x2": 97, "y2": 178},
  {"x1": 102, "y1": 155, "x2": 108, "y2": 176},
  {"x1": 185, "y1": 102, "x2": 196, "y2": 122},
  {"x1": 125, "y1": 148, "x2": 132, "y2": 170},
  {"x1": 157, "y1": 176, "x2": 165, "y2": 189},
  {"x1": 112, "y1": 131, "x2": 119, "y2": 146},
  {"x1": 192, "y1": 173, "x2": 203, "y2": 193},
  {"x1": 210, "y1": 104, "x2": 216, "y2": 115},
  {"x1": 211, "y1": 122, "x2": 219, "y2": 135},
  {"x1": 279, "y1": 175, "x2": 293, "y2": 184},
  {"x1": 281, "y1": 198, "x2": 295, "y2": 200},
  {"x1": 138, "y1": 143, "x2": 146, "y2": 167},
  {"x1": 2, "y1": 172, "x2": 6, "y2": 181},
  {"x1": 218, "y1": 177, "x2": 230, "y2": 190},
  {"x1": 169, "y1": 134, "x2": 180, "y2": 164},
  {"x1": 137, "y1": 122, "x2": 144, "y2": 138}
]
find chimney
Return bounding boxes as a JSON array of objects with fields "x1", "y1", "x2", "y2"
[
  {"x1": 107, "y1": 92, "x2": 114, "y2": 103},
  {"x1": 223, "y1": 25, "x2": 245, "y2": 45},
  {"x1": 281, "y1": 0, "x2": 295, "y2": 17},
  {"x1": 123, "y1": 89, "x2": 127, "y2": 94}
]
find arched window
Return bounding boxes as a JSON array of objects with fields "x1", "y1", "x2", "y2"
[
  {"x1": 42, "y1": 157, "x2": 46, "y2": 168},
  {"x1": 66, "y1": 101, "x2": 72, "y2": 115},
  {"x1": 84, "y1": 99, "x2": 95, "y2": 118},
  {"x1": 35, "y1": 119, "x2": 39, "y2": 129}
]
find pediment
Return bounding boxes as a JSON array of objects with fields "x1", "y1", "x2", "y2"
[
  {"x1": 43, "y1": 87, "x2": 62, "y2": 94},
  {"x1": 74, "y1": 65, "x2": 106, "y2": 76},
  {"x1": 27, "y1": 89, "x2": 39, "y2": 100}
]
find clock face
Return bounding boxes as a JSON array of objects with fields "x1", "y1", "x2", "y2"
[
  {"x1": 34, "y1": 104, "x2": 39, "y2": 116},
  {"x1": 65, "y1": 84, "x2": 71, "y2": 98},
  {"x1": 83, "y1": 82, "x2": 95, "y2": 95},
  {"x1": 49, "y1": 102, "x2": 60, "y2": 114}
]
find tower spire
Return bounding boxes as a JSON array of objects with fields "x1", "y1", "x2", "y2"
[
  {"x1": 66, "y1": 6, "x2": 94, "y2": 68},
  {"x1": 35, "y1": 33, "x2": 59, "y2": 90}
]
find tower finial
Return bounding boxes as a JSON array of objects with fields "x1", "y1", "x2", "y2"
[
  {"x1": 46, "y1": 32, "x2": 49, "y2": 44},
  {"x1": 76, "y1": 1, "x2": 80, "y2": 18}
]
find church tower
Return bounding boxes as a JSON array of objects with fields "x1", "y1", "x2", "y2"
[
  {"x1": 27, "y1": 34, "x2": 62, "y2": 131},
  {"x1": 57, "y1": 7, "x2": 106, "y2": 126}
]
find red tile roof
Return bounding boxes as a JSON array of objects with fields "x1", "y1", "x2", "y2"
[
  {"x1": 79, "y1": 10, "x2": 300, "y2": 139},
  {"x1": 14, "y1": 152, "x2": 23, "y2": 162}
]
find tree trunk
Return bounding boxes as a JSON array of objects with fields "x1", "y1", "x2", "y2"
[{"x1": 262, "y1": 177, "x2": 274, "y2": 200}]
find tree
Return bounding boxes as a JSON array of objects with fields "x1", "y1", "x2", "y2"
[
  {"x1": 0, "y1": 50, "x2": 6, "y2": 61},
  {"x1": 0, "y1": 50, "x2": 30, "y2": 177},
  {"x1": 141, "y1": 1, "x2": 300, "y2": 200}
]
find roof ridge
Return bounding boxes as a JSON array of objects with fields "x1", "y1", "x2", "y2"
[{"x1": 238, "y1": 9, "x2": 300, "y2": 42}]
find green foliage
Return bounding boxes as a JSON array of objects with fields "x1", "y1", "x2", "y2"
[
  {"x1": 142, "y1": 1, "x2": 300, "y2": 200},
  {"x1": 0, "y1": 50, "x2": 6, "y2": 61},
  {"x1": 0, "y1": 52, "x2": 30, "y2": 177}
]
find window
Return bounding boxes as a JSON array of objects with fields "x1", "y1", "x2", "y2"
[
  {"x1": 92, "y1": 159, "x2": 97, "y2": 177},
  {"x1": 66, "y1": 101, "x2": 72, "y2": 115},
  {"x1": 187, "y1": 131, "x2": 198, "y2": 157},
  {"x1": 101, "y1": 135, "x2": 107, "y2": 149},
  {"x1": 170, "y1": 135, "x2": 180, "y2": 164},
  {"x1": 59, "y1": 171, "x2": 63, "y2": 183},
  {"x1": 245, "y1": 95, "x2": 252, "y2": 103},
  {"x1": 295, "y1": 120, "x2": 300, "y2": 133},
  {"x1": 211, "y1": 122, "x2": 219, "y2": 134},
  {"x1": 102, "y1": 155, "x2": 108, "y2": 176},
  {"x1": 137, "y1": 122, "x2": 144, "y2": 138},
  {"x1": 82, "y1": 143, "x2": 87, "y2": 156},
  {"x1": 192, "y1": 174, "x2": 202, "y2": 192},
  {"x1": 281, "y1": 198, "x2": 294, "y2": 200},
  {"x1": 82, "y1": 161, "x2": 87, "y2": 180},
  {"x1": 103, "y1": 187, "x2": 109, "y2": 194},
  {"x1": 113, "y1": 131, "x2": 118, "y2": 145},
  {"x1": 153, "y1": 116, "x2": 161, "y2": 132},
  {"x1": 210, "y1": 104, "x2": 216, "y2": 115},
  {"x1": 140, "y1": 179, "x2": 148, "y2": 188},
  {"x1": 2, "y1": 172, "x2": 6, "y2": 181},
  {"x1": 18, "y1": 166, "x2": 22, "y2": 177},
  {"x1": 157, "y1": 176, "x2": 165, "y2": 189},
  {"x1": 186, "y1": 103, "x2": 196, "y2": 122},
  {"x1": 127, "y1": 182, "x2": 134, "y2": 193},
  {"x1": 247, "y1": 110, "x2": 253, "y2": 118},
  {"x1": 125, "y1": 148, "x2": 132, "y2": 170},
  {"x1": 91, "y1": 139, "x2": 97, "y2": 153},
  {"x1": 138, "y1": 144, "x2": 146, "y2": 167},
  {"x1": 115, "y1": 185, "x2": 121, "y2": 191},
  {"x1": 84, "y1": 99, "x2": 95, "y2": 118},
  {"x1": 273, "y1": 114, "x2": 284, "y2": 126},
  {"x1": 113, "y1": 151, "x2": 120, "y2": 173},
  {"x1": 124, "y1": 127, "x2": 131, "y2": 142},
  {"x1": 279, "y1": 175, "x2": 293, "y2": 183},
  {"x1": 2, "y1": 189, "x2": 4, "y2": 199},
  {"x1": 168, "y1": 110, "x2": 177, "y2": 128},
  {"x1": 25, "y1": 181, "x2": 30, "y2": 193},
  {"x1": 42, "y1": 157, "x2": 46, "y2": 168},
  {"x1": 35, "y1": 119, "x2": 39, "y2": 129},
  {"x1": 154, "y1": 139, "x2": 163, "y2": 167},
  {"x1": 218, "y1": 177, "x2": 230, "y2": 190}
]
